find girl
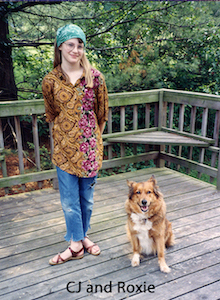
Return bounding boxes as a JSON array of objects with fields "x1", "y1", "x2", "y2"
[{"x1": 42, "y1": 24, "x2": 108, "y2": 265}]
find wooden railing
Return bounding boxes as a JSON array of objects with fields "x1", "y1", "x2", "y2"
[{"x1": 0, "y1": 88, "x2": 220, "y2": 192}]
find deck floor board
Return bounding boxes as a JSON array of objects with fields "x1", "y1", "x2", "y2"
[{"x1": 0, "y1": 167, "x2": 219, "y2": 299}]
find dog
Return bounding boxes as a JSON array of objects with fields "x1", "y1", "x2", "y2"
[{"x1": 125, "y1": 175, "x2": 175, "y2": 273}]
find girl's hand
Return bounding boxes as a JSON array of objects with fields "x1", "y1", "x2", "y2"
[{"x1": 99, "y1": 122, "x2": 106, "y2": 135}]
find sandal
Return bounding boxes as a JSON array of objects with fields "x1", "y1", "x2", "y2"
[
  {"x1": 49, "y1": 246, "x2": 84, "y2": 265},
  {"x1": 85, "y1": 243, "x2": 101, "y2": 256}
]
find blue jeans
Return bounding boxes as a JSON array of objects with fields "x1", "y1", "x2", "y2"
[{"x1": 56, "y1": 167, "x2": 97, "y2": 242}]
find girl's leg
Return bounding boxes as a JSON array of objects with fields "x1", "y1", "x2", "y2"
[
  {"x1": 79, "y1": 176, "x2": 100, "y2": 255},
  {"x1": 79, "y1": 175, "x2": 97, "y2": 236},
  {"x1": 49, "y1": 167, "x2": 84, "y2": 264},
  {"x1": 57, "y1": 167, "x2": 84, "y2": 242}
]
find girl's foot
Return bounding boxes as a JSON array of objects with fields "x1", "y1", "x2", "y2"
[
  {"x1": 83, "y1": 237, "x2": 101, "y2": 256},
  {"x1": 49, "y1": 241, "x2": 84, "y2": 265}
]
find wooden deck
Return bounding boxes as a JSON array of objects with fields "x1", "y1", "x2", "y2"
[{"x1": 0, "y1": 167, "x2": 219, "y2": 300}]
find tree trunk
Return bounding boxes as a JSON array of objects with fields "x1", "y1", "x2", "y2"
[{"x1": 0, "y1": 4, "x2": 17, "y2": 101}]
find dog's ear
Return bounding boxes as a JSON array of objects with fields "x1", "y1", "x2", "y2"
[
  {"x1": 127, "y1": 180, "x2": 135, "y2": 187},
  {"x1": 149, "y1": 175, "x2": 157, "y2": 184},
  {"x1": 127, "y1": 180, "x2": 135, "y2": 200},
  {"x1": 149, "y1": 175, "x2": 160, "y2": 198}
]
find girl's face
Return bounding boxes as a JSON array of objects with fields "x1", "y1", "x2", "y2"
[{"x1": 59, "y1": 38, "x2": 84, "y2": 66}]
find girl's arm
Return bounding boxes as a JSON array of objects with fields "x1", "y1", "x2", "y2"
[
  {"x1": 95, "y1": 73, "x2": 109, "y2": 131},
  {"x1": 42, "y1": 77, "x2": 58, "y2": 123}
]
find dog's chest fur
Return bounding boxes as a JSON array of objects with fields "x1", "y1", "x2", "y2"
[{"x1": 131, "y1": 213, "x2": 153, "y2": 255}]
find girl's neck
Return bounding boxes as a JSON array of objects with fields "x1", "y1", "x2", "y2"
[
  {"x1": 61, "y1": 61, "x2": 84, "y2": 86},
  {"x1": 61, "y1": 61, "x2": 82, "y2": 74}
]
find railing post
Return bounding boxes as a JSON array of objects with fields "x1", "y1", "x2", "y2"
[
  {"x1": 217, "y1": 149, "x2": 220, "y2": 190},
  {"x1": 156, "y1": 90, "x2": 166, "y2": 168},
  {"x1": 188, "y1": 106, "x2": 197, "y2": 166},
  {"x1": 167, "y1": 102, "x2": 174, "y2": 167},
  {"x1": 32, "y1": 114, "x2": 42, "y2": 188},
  {"x1": 106, "y1": 108, "x2": 113, "y2": 174},
  {"x1": 177, "y1": 104, "x2": 185, "y2": 170},
  {"x1": 211, "y1": 110, "x2": 220, "y2": 183},
  {"x1": 14, "y1": 116, "x2": 25, "y2": 191},
  {"x1": 14, "y1": 116, "x2": 24, "y2": 175},
  {"x1": 198, "y1": 108, "x2": 208, "y2": 178},
  {"x1": 0, "y1": 119, "x2": 7, "y2": 178},
  {"x1": 144, "y1": 104, "x2": 151, "y2": 165},
  {"x1": 107, "y1": 108, "x2": 113, "y2": 160},
  {"x1": 32, "y1": 115, "x2": 41, "y2": 171},
  {"x1": 158, "y1": 90, "x2": 165, "y2": 130},
  {"x1": 133, "y1": 105, "x2": 138, "y2": 155},
  {"x1": 0, "y1": 118, "x2": 9, "y2": 194},
  {"x1": 120, "y1": 106, "x2": 125, "y2": 158},
  {"x1": 145, "y1": 104, "x2": 150, "y2": 129}
]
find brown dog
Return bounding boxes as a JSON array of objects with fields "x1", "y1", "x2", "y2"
[{"x1": 125, "y1": 175, "x2": 174, "y2": 273}]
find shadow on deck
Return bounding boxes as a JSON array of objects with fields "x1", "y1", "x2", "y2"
[{"x1": 0, "y1": 167, "x2": 219, "y2": 300}]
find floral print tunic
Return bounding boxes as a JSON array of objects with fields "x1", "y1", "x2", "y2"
[{"x1": 42, "y1": 65, "x2": 108, "y2": 177}]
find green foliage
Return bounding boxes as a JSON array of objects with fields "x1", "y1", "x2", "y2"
[
  {"x1": 5, "y1": 1, "x2": 220, "y2": 98},
  {"x1": 12, "y1": 46, "x2": 53, "y2": 100}
]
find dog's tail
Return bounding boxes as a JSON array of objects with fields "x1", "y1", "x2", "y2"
[{"x1": 165, "y1": 220, "x2": 175, "y2": 247}]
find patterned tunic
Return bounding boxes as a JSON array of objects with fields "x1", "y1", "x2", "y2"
[{"x1": 42, "y1": 65, "x2": 108, "y2": 177}]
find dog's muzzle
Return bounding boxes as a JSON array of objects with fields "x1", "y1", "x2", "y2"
[{"x1": 140, "y1": 199, "x2": 149, "y2": 212}]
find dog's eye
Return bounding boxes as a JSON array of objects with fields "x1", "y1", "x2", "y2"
[
  {"x1": 136, "y1": 191, "x2": 141, "y2": 194},
  {"x1": 147, "y1": 191, "x2": 151, "y2": 194}
]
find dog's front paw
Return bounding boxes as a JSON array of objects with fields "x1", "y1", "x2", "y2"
[
  {"x1": 131, "y1": 253, "x2": 140, "y2": 267},
  {"x1": 160, "y1": 264, "x2": 171, "y2": 273}
]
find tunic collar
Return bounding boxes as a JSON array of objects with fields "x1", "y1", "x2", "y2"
[{"x1": 55, "y1": 64, "x2": 85, "y2": 85}]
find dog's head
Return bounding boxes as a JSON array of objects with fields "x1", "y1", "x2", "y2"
[{"x1": 126, "y1": 175, "x2": 162, "y2": 214}]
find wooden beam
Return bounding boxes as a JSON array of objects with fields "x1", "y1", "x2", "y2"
[
  {"x1": 102, "y1": 152, "x2": 158, "y2": 169},
  {"x1": 160, "y1": 152, "x2": 218, "y2": 179},
  {"x1": 163, "y1": 89, "x2": 220, "y2": 110},
  {"x1": 107, "y1": 131, "x2": 210, "y2": 147},
  {"x1": 103, "y1": 127, "x2": 158, "y2": 140},
  {"x1": 108, "y1": 89, "x2": 159, "y2": 107},
  {"x1": 161, "y1": 127, "x2": 215, "y2": 144},
  {"x1": 0, "y1": 100, "x2": 45, "y2": 117},
  {"x1": 0, "y1": 169, "x2": 57, "y2": 189}
]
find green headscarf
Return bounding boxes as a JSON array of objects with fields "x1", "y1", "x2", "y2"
[{"x1": 56, "y1": 24, "x2": 86, "y2": 47}]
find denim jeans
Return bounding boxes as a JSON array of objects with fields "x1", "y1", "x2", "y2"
[{"x1": 56, "y1": 167, "x2": 97, "y2": 242}]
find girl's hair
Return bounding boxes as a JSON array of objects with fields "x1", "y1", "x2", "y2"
[{"x1": 53, "y1": 38, "x2": 93, "y2": 88}]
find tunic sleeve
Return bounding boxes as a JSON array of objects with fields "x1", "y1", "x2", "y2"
[
  {"x1": 95, "y1": 74, "x2": 109, "y2": 125},
  {"x1": 42, "y1": 76, "x2": 58, "y2": 123}
]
